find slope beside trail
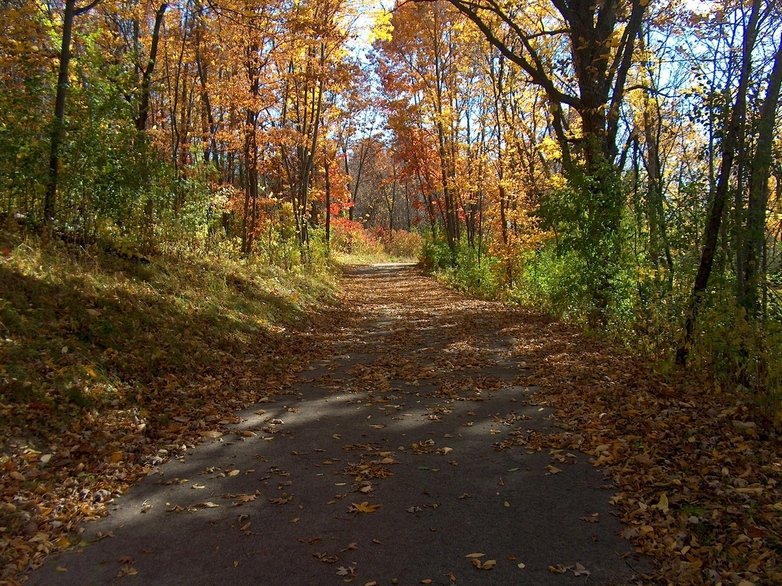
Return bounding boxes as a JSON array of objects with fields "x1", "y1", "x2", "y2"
[{"x1": 28, "y1": 263, "x2": 649, "y2": 585}]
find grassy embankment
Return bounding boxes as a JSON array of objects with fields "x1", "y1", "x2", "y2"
[{"x1": 0, "y1": 228, "x2": 336, "y2": 582}]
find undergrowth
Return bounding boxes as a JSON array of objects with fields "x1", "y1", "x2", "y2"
[
  {"x1": 329, "y1": 218, "x2": 422, "y2": 264},
  {"x1": 420, "y1": 236, "x2": 782, "y2": 426},
  {"x1": 0, "y1": 228, "x2": 335, "y2": 434}
]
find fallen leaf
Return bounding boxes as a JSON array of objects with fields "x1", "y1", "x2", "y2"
[
  {"x1": 349, "y1": 501, "x2": 381, "y2": 513},
  {"x1": 233, "y1": 494, "x2": 256, "y2": 505},
  {"x1": 654, "y1": 493, "x2": 669, "y2": 514},
  {"x1": 269, "y1": 494, "x2": 292, "y2": 505},
  {"x1": 572, "y1": 563, "x2": 590, "y2": 577},
  {"x1": 116, "y1": 565, "x2": 138, "y2": 577},
  {"x1": 336, "y1": 565, "x2": 356, "y2": 576},
  {"x1": 471, "y1": 558, "x2": 496, "y2": 570}
]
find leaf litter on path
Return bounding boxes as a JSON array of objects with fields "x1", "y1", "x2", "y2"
[{"x1": 13, "y1": 263, "x2": 782, "y2": 585}]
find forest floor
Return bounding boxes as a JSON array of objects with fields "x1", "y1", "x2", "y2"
[{"x1": 6, "y1": 261, "x2": 782, "y2": 585}]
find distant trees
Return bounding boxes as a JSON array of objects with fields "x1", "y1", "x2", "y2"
[
  {"x1": 0, "y1": 0, "x2": 365, "y2": 262},
  {"x1": 369, "y1": 0, "x2": 782, "y2": 400},
  {"x1": 2, "y1": 0, "x2": 782, "y2": 398}
]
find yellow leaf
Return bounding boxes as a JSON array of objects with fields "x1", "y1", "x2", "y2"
[
  {"x1": 55, "y1": 536, "x2": 70, "y2": 548},
  {"x1": 109, "y1": 451, "x2": 123, "y2": 463},
  {"x1": 655, "y1": 493, "x2": 669, "y2": 514},
  {"x1": 465, "y1": 553, "x2": 485, "y2": 558},
  {"x1": 471, "y1": 558, "x2": 496, "y2": 570},
  {"x1": 350, "y1": 501, "x2": 381, "y2": 513}
]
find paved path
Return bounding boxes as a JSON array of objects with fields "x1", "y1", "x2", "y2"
[{"x1": 28, "y1": 264, "x2": 648, "y2": 585}]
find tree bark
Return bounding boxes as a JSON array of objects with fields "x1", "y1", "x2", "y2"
[
  {"x1": 676, "y1": 0, "x2": 762, "y2": 365},
  {"x1": 135, "y1": 3, "x2": 168, "y2": 132},
  {"x1": 738, "y1": 32, "x2": 782, "y2": 317},
  {"x1": 42, "y1": 0, "x2": 78, "y2": 232}
]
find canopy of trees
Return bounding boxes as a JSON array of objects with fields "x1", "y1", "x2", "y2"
[{"x1": 2, "y1": 0, "x2": 782, "y2": 405}]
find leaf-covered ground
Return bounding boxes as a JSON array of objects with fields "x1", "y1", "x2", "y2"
[
  {"x1": 3, "y1": 252, "x2": 781, "y2": 585},
  {"x1": 508, "y1": 316, "x2": 782, "y2": 584},
  {"x1": 0, "y1": 232, "x2": 335, "y2": 584},
  {"x1": 336, "y1": 265, "x2": 782, "y2": 584},
  {"x1": 24, "y1": 263, "x2": 645, "y2": 585}
]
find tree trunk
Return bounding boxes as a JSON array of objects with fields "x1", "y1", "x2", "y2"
[
  {"x1": 42, "y1": 0, "x2": 78, "y2": 232},
  {"x1": 136, "y1": 3, "x2": 167, "y2": 132},
  {"x1": 324, "y1": 157, "x2": 331, "y2": 249},
  {"x1": 676, "y1": 0, "x2": 761, "y2": 365},
  {"x1": 738, "y1": 32, "x2": 782, "y2": 317}
]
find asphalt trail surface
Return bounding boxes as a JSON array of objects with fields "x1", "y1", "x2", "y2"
[{"x1": 28, "y1": 264, "x2": 648, "y2": 585}]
